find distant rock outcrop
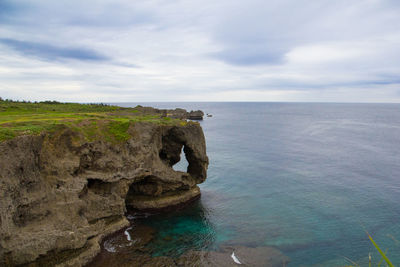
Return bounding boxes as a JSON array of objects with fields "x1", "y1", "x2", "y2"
[
  {"x1": 187, "y1": 110, "x2": 204, "y2": 120},
  {"x1": 0, "y1": 121, "x2": 208, "y2": 266},
  {"x1": 133, "y1": 106, "x2": 205, "y2": 120}
]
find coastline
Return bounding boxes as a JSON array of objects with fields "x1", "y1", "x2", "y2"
[{"x1": 0, "y1": 101, "x2": 208, "y2": 266}]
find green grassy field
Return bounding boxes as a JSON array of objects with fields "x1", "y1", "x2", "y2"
[{"x1": 0, "y1": 99, "x2": 185, "y2": 143}]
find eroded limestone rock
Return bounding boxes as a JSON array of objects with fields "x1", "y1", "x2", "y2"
[
  {"x1": 133, "y1": 106, "x2": 204, "y2": 120},
  {"x1": 187, "y1": 110, "x2": 204, "y2": 120},
  {"x1": 0, "y1": 121, "x2": 208, "y2": 266}
]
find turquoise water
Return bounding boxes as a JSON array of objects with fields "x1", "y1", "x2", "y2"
[{"x1": 121, "y1": 103, "x2": 400, "y2": 266}]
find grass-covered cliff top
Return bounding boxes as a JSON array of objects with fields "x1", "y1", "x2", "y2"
[{"x1": 0, "y1": 99, "x2": 187, "y2": 143}]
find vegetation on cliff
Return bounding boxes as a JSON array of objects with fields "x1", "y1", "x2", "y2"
[
  {"x1": 0, "y1": 99, "x2": 208, "y2": 266},
  {"x1": 0, "y1": 99, "x2": 187, "y2": 142}
]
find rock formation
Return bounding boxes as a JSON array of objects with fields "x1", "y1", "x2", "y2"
[
  {"x1": 0, "y1": 121, "x2": 208, "y2": 266},
  {"x1": 187, "y1": 110, "x2": 204, "y2": 120},
  {"x1": 133, "y1": 106, "x2": 204, "y2": 120}
]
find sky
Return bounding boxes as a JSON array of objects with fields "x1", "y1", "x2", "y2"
[{"x1": 1, "y1": 0, "x2": 400, "y2": 102}]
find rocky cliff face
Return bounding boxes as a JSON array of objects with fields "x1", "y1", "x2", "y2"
[{"x1": 0, "y1": 121, "x2": 208, "y2": 266}]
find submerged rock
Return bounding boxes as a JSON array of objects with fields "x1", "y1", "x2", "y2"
[
  {"x1": 87, "y1": 224, "x2": 158, "y2": 267},
  {"x1": 0, "y1": 121, "x2": 208, "y2": 266},
  {"x1": 177, "y1": 246, "x2": 289, "y2": 267}
]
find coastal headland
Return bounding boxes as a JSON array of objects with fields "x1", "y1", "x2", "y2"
[{"x1": 0, "y1": 101, "x2": 208, "y2": 266}]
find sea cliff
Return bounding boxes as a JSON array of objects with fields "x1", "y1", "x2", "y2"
[{"x1": 0, "y1": 103, "x2": 208, "y2": 266}]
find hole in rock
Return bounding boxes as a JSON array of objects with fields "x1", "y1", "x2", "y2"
[
  {"x1": 172, "y1": 146, "x2": 189, "y2": 172},
  {"x1": 158, "y1": 132, "x2": 190, "y2": 173}
]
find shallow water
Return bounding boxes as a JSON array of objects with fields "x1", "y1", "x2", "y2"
[{"x1": 109, "y1": 102, "x2": 400, "y2": 266}]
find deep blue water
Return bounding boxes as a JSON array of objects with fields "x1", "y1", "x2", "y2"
[{"x1": 117, "y1": 102, "x2": 400, "y2": 266}]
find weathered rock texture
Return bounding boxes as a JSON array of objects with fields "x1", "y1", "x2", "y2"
[
  {"x1": 187, "y1": 110, "x2": 204, "y2": 120},
  {"x1": 0, "y1": 121, "x2": 208, "y2": 266},
  {"x1": 133, "y1": 106, "x2": 204, "y2": 120}
]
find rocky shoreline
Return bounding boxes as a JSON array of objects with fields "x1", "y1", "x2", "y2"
[
  {"x1": 0, "y1": 108, "x2": 208, "y2": 266},
  {"x1": 0, "y1": 105, "x2": 290, "y2": 266},
  {"x1": 86, "y1": 211, "x2": 290, "y2": 267}
]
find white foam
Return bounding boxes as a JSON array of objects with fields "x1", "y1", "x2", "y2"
[
  {"x1": 124, "y1": 227, "x2": 132, "y2": 241},
  {"x1": 126, "y1": 214, "x2": 136, "y2": 220},
  {"x1": 231, "y1": 251, "x2": 242, "y2": 264},
  {"x1": 104, "y1": 240, "x2": 116, "y2": 253}
]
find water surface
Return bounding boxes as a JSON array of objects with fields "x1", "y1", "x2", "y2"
[{"x1": 114, "y1": 102, "x2": 400, "y2": 266}]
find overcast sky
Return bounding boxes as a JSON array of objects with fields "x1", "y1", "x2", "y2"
[{"x1": 1, "y1": 0, "x2": 400, "y2": 102}]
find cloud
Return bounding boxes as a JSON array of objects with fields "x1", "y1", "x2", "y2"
[
  {"x1": 64, "y1": 2, "x2": 156, "y2": 28},
  {"x1": 0, "y1": 0, "x2": 400, "y2": 102},
  {"x1": 211, "y1": 44, "x2": 286, "y2": 66},
  {"x1": 0, "y1": 0, "x2": 156, "y2": 28},
  {"x1": 0, "y1": 0, "x2": 20, "y2": 21},
  {"x1": 208, "y1": 0, "x2": 400, "y2": 66},
  {"x1": 0, "y1": 38, "x2": 109, "y2": 62}
]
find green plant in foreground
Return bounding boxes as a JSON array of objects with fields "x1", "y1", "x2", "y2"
[
  {"x1": 345, "y1": 233, "x2": 395, "y2": 267},
  {"x1": 367, "y1": 232, "x2": 395, "y2": 267}
]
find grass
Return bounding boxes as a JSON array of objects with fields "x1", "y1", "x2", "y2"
[
  {"x1": 367, "y1": 232, "x2": 395, "y2": 267},
  {"x1": 0, "y1": 99, "x2": 187, "y2": 143},
  {"x1": 105, "y1": 121, "x2": 131, "y2": 142},
  {"x1": 345, "y1": 233, "x2": 396, "y2": 267}
]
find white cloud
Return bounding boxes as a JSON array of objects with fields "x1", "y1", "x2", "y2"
[
  {"x1": 0, "y1": 0, "x2": 400, "y2": 102},
  {"x1": 285, "y1": 43, "x2": 367, "y2": 64}
]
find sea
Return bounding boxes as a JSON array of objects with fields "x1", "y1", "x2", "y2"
[{"x1": 107, "y1": 102, "x2": 400, "y2": 266}]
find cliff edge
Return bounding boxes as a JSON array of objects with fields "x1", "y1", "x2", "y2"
[{"x1": 0, "y1": 116, "x2": 208, "y2": 266}]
